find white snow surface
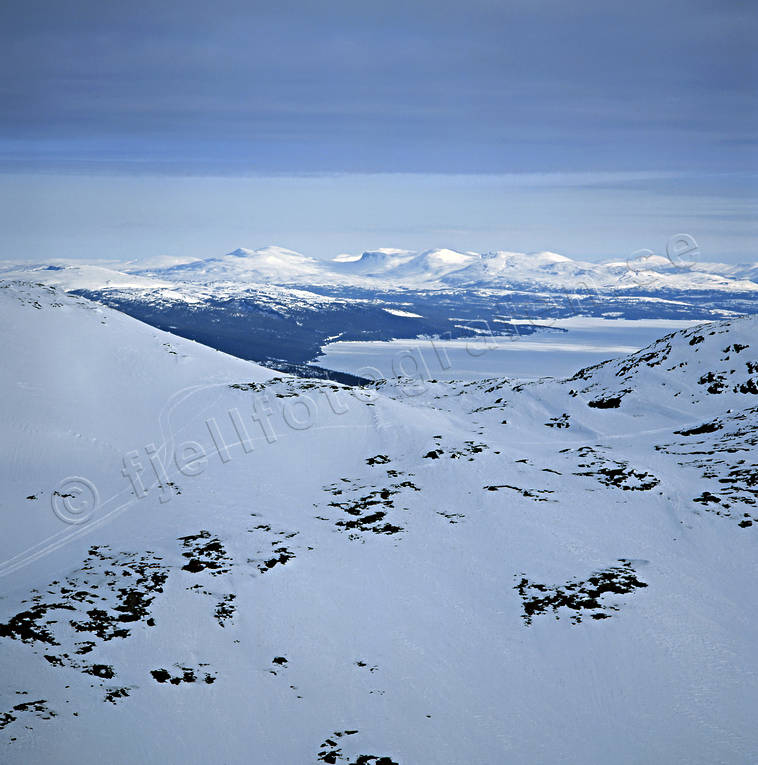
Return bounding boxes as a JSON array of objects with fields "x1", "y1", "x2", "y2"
[{"x1": 1, "y1": 282, "x2": 757, "y2": 763}]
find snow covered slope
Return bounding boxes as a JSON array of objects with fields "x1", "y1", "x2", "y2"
[
  {"x1": 0, "y1": 263, "x2": 173, "y2": 292},
  {"x1": 1, "y1": 284, "x2": 757, "y2": 763},
  {"x1": 0, "y1": 280, "x2": 275, "y2": 572}
]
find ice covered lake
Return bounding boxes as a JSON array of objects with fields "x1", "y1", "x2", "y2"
[{"x1": 313, "y1": 318, "x2": 704, "y2": 381}]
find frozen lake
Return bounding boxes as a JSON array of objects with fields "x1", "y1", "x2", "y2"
[{"x1": 313, "y1": 318, "x2": 704, "y2": 381}]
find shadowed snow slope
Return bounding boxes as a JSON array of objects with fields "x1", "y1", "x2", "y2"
[{"x1": 1, "y1": 283, "x2": 757, "y2": 764}]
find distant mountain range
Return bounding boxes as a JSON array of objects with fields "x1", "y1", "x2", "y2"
[
  {"x1": 4, "y1": 245, "x2": 757, "y2": 293},
  {"x1": 122, "y1": 245, "x2": 758, "y2": 293},
  {"x1": 2, "y1": 246, "x2": 757, "y2": 376}
]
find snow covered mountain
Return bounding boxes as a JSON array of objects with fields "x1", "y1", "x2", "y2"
[
  {"x1": 4, "y1": 245, "x2": 757, "y2": 297},
  {"x1": 121, "y1": 244, "x2": 758, "y2": 293},
  {"x1": 1, "y1": 281, "x2": 757, "y2": 763},
  {"x1": 146, "y1": 246, "x2": 325, "y2": 284}
]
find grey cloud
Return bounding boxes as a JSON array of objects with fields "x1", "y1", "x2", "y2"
[{"x1": 0, "y1": 0, "x2": 755, "y2": 173}]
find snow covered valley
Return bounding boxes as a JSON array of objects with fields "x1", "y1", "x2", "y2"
[{"x1": 1, "y1": 280, "x2": 757, "y2": 763}]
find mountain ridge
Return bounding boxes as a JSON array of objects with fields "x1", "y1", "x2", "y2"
[
  {"x1": 5, "y1": 244, "x2": 754, "y2": 294},
  {"x1": 128, "y1": 245, "x2": 758, "y2": 292}
]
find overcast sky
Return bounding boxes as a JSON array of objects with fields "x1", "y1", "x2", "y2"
[{"x1": 0, "y1": 0, "x2": 755, "y2": 261}]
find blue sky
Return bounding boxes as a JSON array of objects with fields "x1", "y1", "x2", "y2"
[{"x1": 0, "y1": 0, "x2": 755, "y2": 262}]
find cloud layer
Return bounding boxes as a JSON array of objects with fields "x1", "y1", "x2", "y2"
[{"x1": 1, "y1": 0, "x2": 756, "y2": 173}]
